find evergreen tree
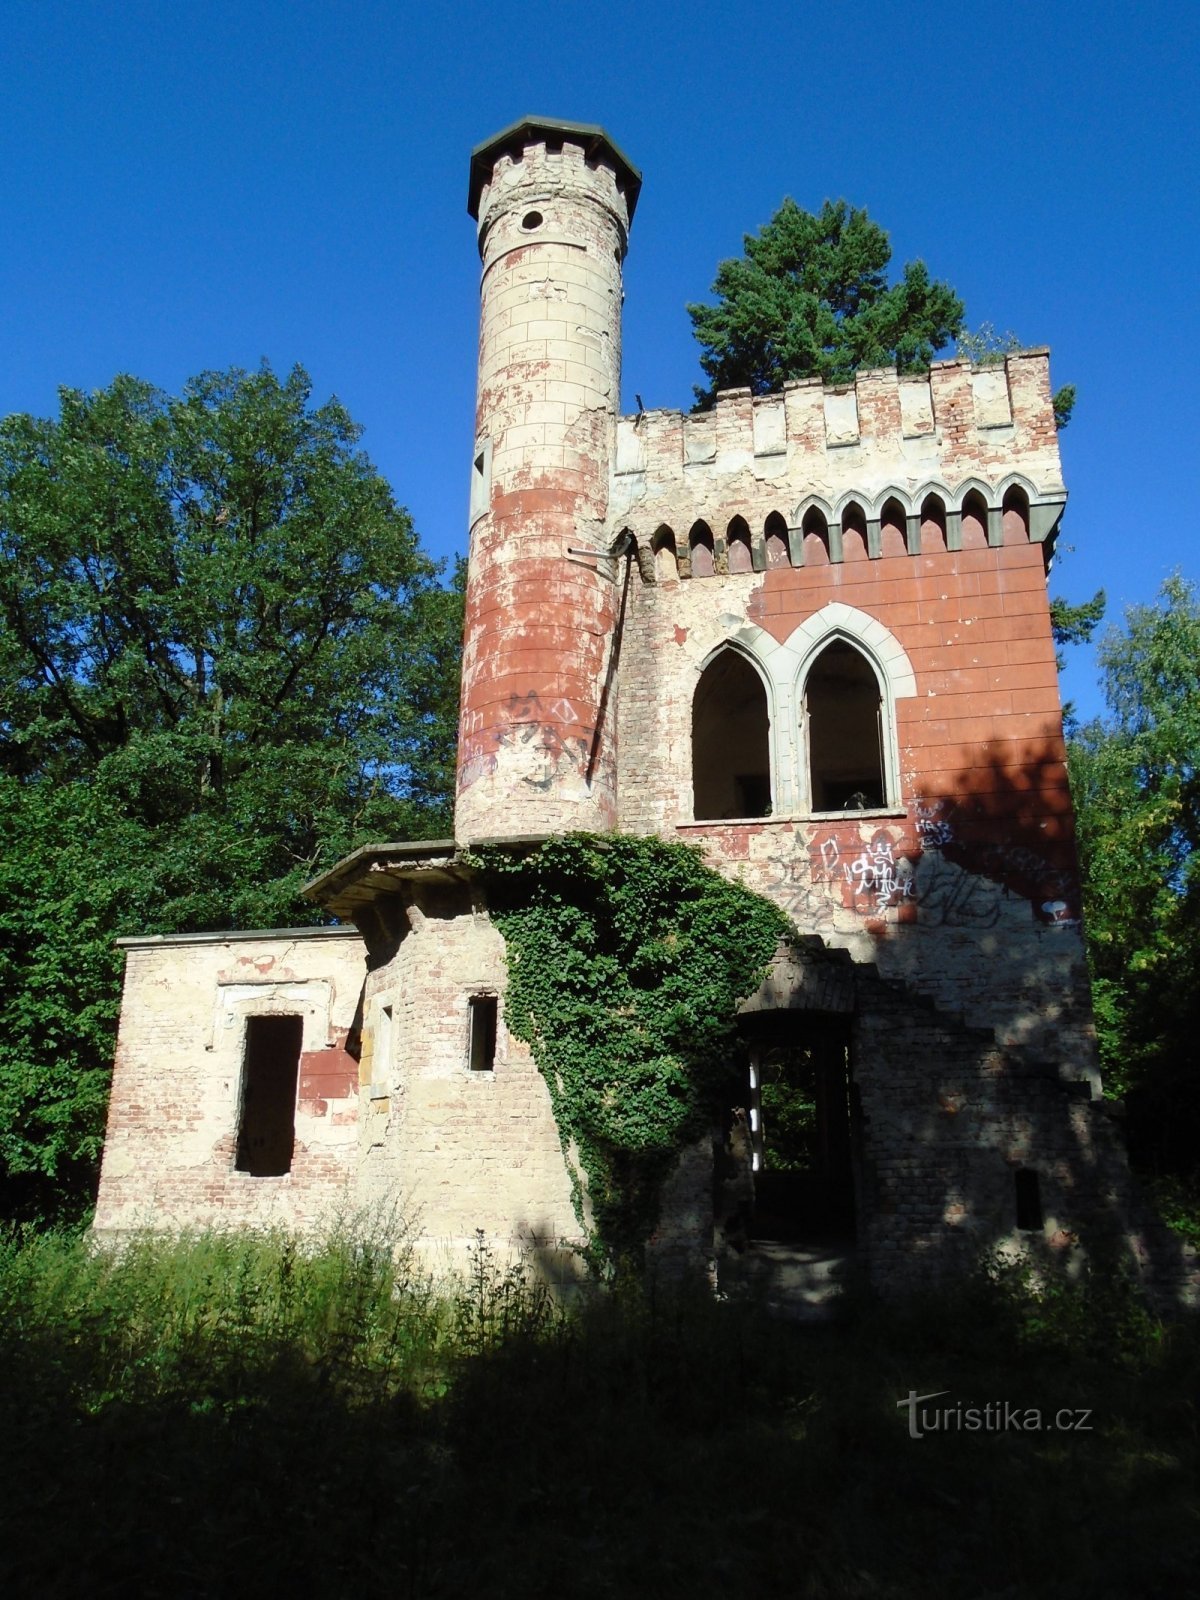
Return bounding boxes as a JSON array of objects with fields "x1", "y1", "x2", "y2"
[{"x1": 688, "y1": 198, "x2": 965, "y2": 408}]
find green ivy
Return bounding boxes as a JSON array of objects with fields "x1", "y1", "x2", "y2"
[{"x1": 467, "y1": 835, "x2": 791, "y2": 1273}]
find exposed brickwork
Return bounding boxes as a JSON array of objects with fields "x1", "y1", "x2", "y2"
[
  {"x1": 354, "y1": 881, "x2": 585, "y2": 1277},
  {"x1": 94, "y1": 932, "x2": 365, "y2": 1234},
  {"x1": 456, "y1": 137, "x2": 632, "y2": 842},
  {"x1": 94, "y1": 118, "x2": 1197, "y2": 1307}
]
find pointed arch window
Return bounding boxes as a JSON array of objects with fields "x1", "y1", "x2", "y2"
[
  {"x1": 803, "y1": 640, "x2": 887, "y2": 812},
  {"x1": 726, "y1": 516, "x2": 753, "y2": 574},
  {"x1": 688, "y1": 521, "x2": 715, "y2": 579},
  {"x1": 692, "y1": 650, "x2": 772, "y2": 820}
]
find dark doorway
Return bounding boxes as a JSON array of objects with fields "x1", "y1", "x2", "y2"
[
  {"x1": 747, "y1": 1017, "x2": 856, "y2": 1242},
  {"x1": 235, "y1": 1015, "x2": 303, "y2": 1176}
]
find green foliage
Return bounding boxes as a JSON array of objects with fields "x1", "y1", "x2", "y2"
[
  {"x1": 955, "y1": 320, "x2": 1022, "y2": 365},
  {"x1": 452, "y1": 1228, "x2": 560, "y2": 1356},
  {"x1": 1052, "y1": 381, "x2": 1077, "y2": 430},
  {"x1": 956, "y1": 322, "x2": 1075, "y2": 428},
  {"x1": 758, "y1": 1050, "x2": 818, "y2": 1173},
  {"x1": 1049, "y1": 586, "x2": 1106, "y2": 716},
  {"x1": 2, "y1": 1223, "x2": 1196, "y2": 1598},
  {"x1": 1069, "y1": 575, "x2": 1200, "y2": 1182},
  {"x1": 0, "y1": 366, "x2": 463, "y2": 1220},
  {"x1": 467, "y1": 835, "x2": 791, "y2": 1271},
  {"x1": 688, "y1": 197, "x2": 964, "y2": 408},
  {"x1": 0, "y1": 1211, "x2": 444, "y2": 1417},
  {"x1": 1050, "y1": 588, "x2": 1106, "y2": 661}
]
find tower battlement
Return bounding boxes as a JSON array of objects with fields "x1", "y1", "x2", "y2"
[
  {"x1": 611, "y1": 351, "x2": 1065, "y2": 545},
  {"x1": 468, "y1": 116, "x2": 640, "y2": 238}
]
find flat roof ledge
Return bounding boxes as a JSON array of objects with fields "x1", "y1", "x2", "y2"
[{"x1": 117, "y1": 925, "x2": 362, "y2": 950}]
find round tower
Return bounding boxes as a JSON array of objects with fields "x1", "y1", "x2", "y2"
[{"x1": 455, "y1": 117, "x2": 641, "y2": 843}]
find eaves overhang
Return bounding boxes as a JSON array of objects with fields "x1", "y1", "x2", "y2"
[{"x1": 302, "y1": 835, "x2": 557, "y2": 923}]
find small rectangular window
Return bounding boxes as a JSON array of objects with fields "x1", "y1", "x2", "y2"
[
  {"x1": 468, "y1": 995, "x2": 498, "y2": 1072},
  {"x1": 371, "y1": 1004, "x2": 393, "y2": 1098},
  {"x1": 469, "y1": 437, "x2": 492, "y2": 526},
  {"x1": 236, "y1": 1015, "x2": 303, "y2": 1176},
  {"x1": 1015, "y1": 1167, "x2": 1044, "y2": 1231}
]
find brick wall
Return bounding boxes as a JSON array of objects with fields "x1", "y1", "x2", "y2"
[
  {"x1": 355, "y1": 887, "x2": 586, "y2": 1280},
  {"x1": 94, "y1": 930, "x2": 365, "y2": 1234}
]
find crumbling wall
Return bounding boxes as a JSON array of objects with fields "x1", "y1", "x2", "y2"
[
  {"x1": 94, "y1": 929, "x2": 365, "y2": 1234},
  {"x1": 355, "y1": 887, "x2": 586, "y2": 1281}
]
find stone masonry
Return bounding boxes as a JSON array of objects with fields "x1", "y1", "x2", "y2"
[{"x1": 94, "y1": 117, "x2": 1191, "y2": 1301}]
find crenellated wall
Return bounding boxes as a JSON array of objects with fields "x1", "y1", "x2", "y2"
[{"x1": 609, "y1": 353, "x2": 1065, "y2": 555}]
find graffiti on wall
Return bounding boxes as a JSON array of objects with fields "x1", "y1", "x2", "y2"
[
  {"x1": 756, "y1": 793, "x2": 1080, "y2": 936},
  {"x1": 458, "y1": 688, "x2": 605, "y2": 796},
  {"x1": 912, "y1": 796, "x2": 1079, "y2": 927},
  {"x1": 761, "y1": 827, "x2": 838, "y2": 933}
]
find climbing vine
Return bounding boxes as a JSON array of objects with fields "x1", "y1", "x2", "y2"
[{"x1": 467, "y1": 835, "x2": 791, "y2": 1273}]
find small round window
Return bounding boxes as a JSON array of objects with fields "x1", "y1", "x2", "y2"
[{"x1": 521, "y1": 210, "x2": 544, "y2": 231}]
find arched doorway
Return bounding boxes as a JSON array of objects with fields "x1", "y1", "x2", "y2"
[{"x1": 744, "y1": 1015, "x2": 857, "y2": 1243}]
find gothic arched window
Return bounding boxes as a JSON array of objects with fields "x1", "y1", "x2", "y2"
[
  {"x1": 803, "y1": 640, "x2": 886, "y2": 811},
  {"x1": 692, "y1": 650, "x2": 772, "y2": 820}
]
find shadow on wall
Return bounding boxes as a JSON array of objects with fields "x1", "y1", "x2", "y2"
[{"x1": 752, "y1": 735, "x2": 1199, "y2": 1311}]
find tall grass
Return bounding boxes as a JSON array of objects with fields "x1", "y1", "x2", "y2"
[{"x1": 0, "y1": 1222, "x2": 1195, "y2": 1598}]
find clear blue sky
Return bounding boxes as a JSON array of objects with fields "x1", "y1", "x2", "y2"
[{"x1": 3, "y1": 0, "x2": 1196, "y2": 722}]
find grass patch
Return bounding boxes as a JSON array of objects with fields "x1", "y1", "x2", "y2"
[{"x1": 0, "y1": 1224, "x2": 1196, "y2": 1598}]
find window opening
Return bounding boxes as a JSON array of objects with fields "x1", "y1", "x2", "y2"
[
  {"x1": 651, "y1": 525, "x2": 678, "y2": 582},
  {"x1": 371, "y1": 1004, "x2": 393, "y2": 1098},
  {"x1": 688, "y1": 521, "x2": 714, "y2": 579},
  {"x1": 879, "y1": 498, "x2": 908, "y2": 558},
  {"x1": 468, "y1": 995, "x2": 498, "y2": 1072},
  {"x1": 1015, "y1": 1168, "x2": 1044, "y2": 1231},
  {"x1": 747, "y1": 1018, "x2": 856, "y2": 1242},
  {"x1": 920, "y1": 493, "x2": 947, "y2": 554},
  {"x1": 692, "y1": 651, "x2": 772, "y2": 820},
  {"x1": 469, "y1": 437, "x2": 492, "y2": 526},
  {"x1": 764, "y1": 511, "x2": 789, "y2": 568},
  {"x1": 961, "y1": 490, "x2": 988, "y2": 550},
  {"x1": 1002, "y1": 485, "x2": 1030, "y2": 545},
  {"x1": 235, "y1": 1015, "x2": 303, "y2": 1176},
  {"x1": 802, "y1": 507, "x2": 830, "y2": 566},
  {"x1": 841, "y1": 503, "x2": 868, "y2": 561},
  {"x1": 726, "y1": 516, "x2": 753, "y2": 574},
  {"x1": 806, "y1": 640, "x2": 886, "y2": 811}
]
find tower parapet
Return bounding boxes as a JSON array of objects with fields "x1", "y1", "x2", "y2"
[
  {"x1": 455, "y1": 118, "x2": 640, "y2": 843},
  {"x1": 610, "y1": 352, "x2": 1066, "y2": 551}
]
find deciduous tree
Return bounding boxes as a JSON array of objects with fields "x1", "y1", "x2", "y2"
[
  {"x1": 0, "y1": 366, "x2": 463, "y2": 1218},
  {"x1": 1069, "y1": 575, "x2": 1200, "y2": 1185}
]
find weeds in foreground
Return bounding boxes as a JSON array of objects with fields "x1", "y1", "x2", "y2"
[{"x1": 0, "y1": 1225, "x2": 1196, "y2": 1599}]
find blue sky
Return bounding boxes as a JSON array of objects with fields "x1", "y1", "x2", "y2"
[{"x1": 3, "y1": 0, "x2": 1197, "y2": 723}]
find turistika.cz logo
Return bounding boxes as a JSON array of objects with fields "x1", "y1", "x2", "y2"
[{"x1": 898, "y1": 1390, "x2": 1093, "y2": 1440}]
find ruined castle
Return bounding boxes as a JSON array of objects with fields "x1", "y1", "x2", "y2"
[{"x1": 95, "y1": 117, "x2": 1160, "y2": 1293}]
